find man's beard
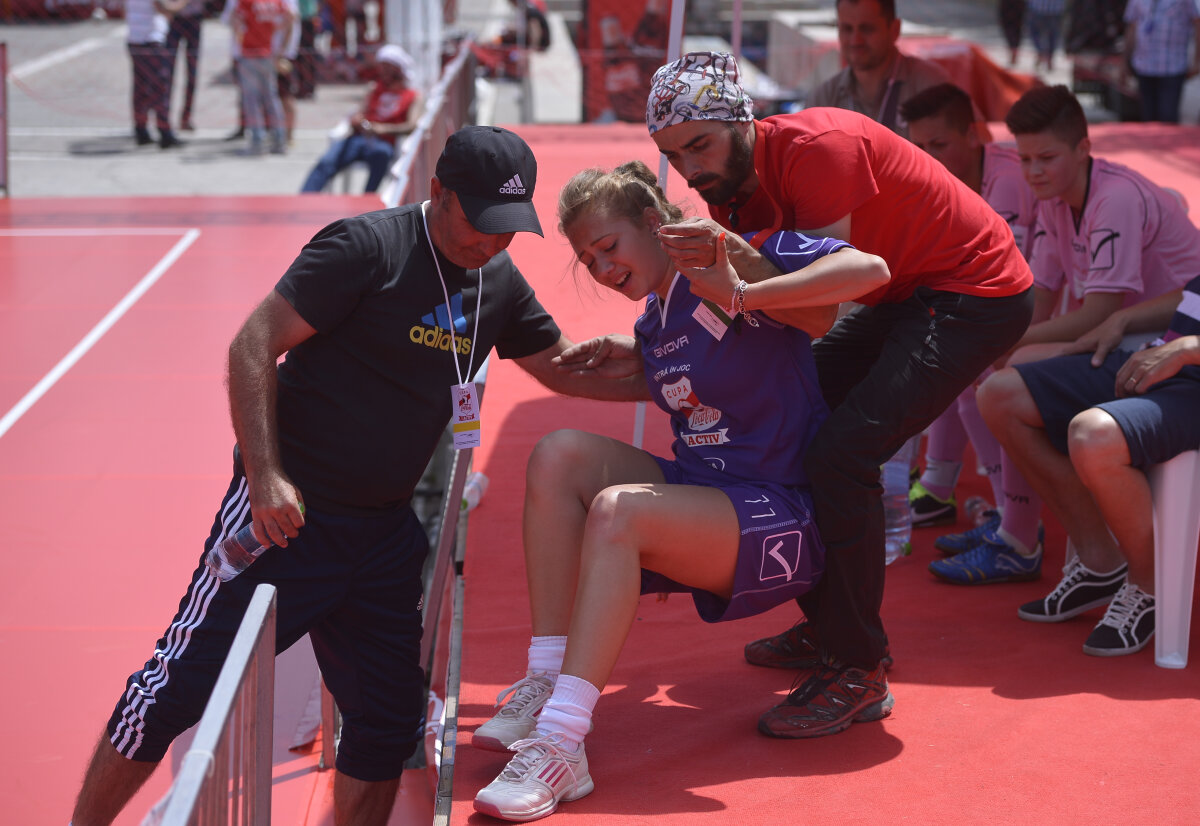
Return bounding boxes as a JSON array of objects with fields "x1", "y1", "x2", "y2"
[{"x1": 691, "y1": 127, "x2": 755, "y2": 206}]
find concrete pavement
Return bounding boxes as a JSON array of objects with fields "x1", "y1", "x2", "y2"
[{"x1": 3, "y1": 0, "x2": 1197, "y2": 199}]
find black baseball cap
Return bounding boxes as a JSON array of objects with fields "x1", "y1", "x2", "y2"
[{"x1": 435, "y1": 126, "x2": 543, "y2": 236}]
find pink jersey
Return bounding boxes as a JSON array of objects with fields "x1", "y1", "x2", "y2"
[
  {"x1": 1030, "y1": 156, "x2": 1200, "y2": 315},
  {"x1": 982, "y1": 142, "x2": 1038, "y2": 259}
]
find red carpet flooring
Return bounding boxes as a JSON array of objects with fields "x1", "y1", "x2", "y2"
[
  {"x1": 2, "y1": 123, "x2": 1198, "y2": 826},
  {"x1": 451, "y1": 124, "x2": 1200, "y2": 825},
  {"x1": 0, "y1": 194, "x2": 397, "y2": 826}
]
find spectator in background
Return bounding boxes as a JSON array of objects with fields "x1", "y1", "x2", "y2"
[
  {"x1": 300, "y1": 45, "x2": 422, "y2": 193},
  {"x1": 1121, "y1": 0, "x2": 1200, "y2": 124},
  {"x1": 231, "y1": 0, "x2": 294, "y2": 155},
  {"x1": 899, "y1": 82, "x2": 1038, "y2": 528},
  {"x1": 220, "y1": 0, "x2": 246, "y2": 142},
  {"x1": 930, "y1": 84, "x2": 1200, "y2": 585},
  {"x1": 165, "y1": 0, "x2": 204, "y2": 132},
  {"x1": 979, "y1": 278, "x2": 1200, "y2": 656},
  {"x1": 125, "y1": 0, "x2": 187, "y2": 149},
  {"x1": 294, "y1": 0, "x2": 321, "y2": 99},
  {"x1": 806, "y1": 0, "x2": 952, "y2": 139},
  {"x1": 999, "y1": 0, "x2": 1027, "y2": 66},
  {"x1": 1027, "y1": 0, "x2": 1065, "y2": 73},
  {"x1": 277, "y1": 0, "x2": 302, "y2": 145},
  {"x1": 473, "y1": 0, "x2": 552, "y2": 79}
]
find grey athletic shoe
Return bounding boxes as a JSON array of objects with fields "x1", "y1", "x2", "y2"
[
  {"x1": 473, "y1": 734, "x2": 594, "y2": 821},
  {"x1": 473, "y1": 673, "x2": 554, "y2": 752}
]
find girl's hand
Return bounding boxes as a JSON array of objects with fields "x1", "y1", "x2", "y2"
[{"x1": 678, "y1": 231, "x2": 739, "y2": 309}]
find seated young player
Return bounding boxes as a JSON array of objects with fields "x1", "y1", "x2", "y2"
[
  {"x1": 470, "y1": 161, "x2": 890, "y2": 822},
  {"x1": 929, "y1": 84, "x2": 1200, "y2": 585},
  {"x1": 978, "y1": 276, "x2": 1200, "y2": 654},
  {"x1": 899, "y1": 82, "x2": 1039, "y2": 528}
]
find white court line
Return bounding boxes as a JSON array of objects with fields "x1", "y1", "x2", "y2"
[
  {"x1": 7, "y1": 27, "x2": 127, "y2": 81},
  {"x1": 0, "y1": 228, "x2": 201, "y2": 440},
  {"x1": 0, "y1": 228, "x2": 199, "y2": 237}
]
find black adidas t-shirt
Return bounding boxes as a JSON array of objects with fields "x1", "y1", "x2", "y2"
[{"x1": 272, "y1": 204, "x2": 560, "y2": 514}]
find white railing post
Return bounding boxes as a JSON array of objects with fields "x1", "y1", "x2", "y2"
[
  {"x1": 152, "y1": 583, "x2": 277, "y2": 826},
  {"x1": 381, "y1": 38, "x2": 477, "y2": 209}
]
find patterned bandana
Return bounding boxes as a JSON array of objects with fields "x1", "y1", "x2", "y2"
[{"x1": 646, "y1": 51, "x2": 755, "y2": 134}]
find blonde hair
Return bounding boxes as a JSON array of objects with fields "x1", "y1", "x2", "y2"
[{"x1": 557, "y1": 160, "x2": 685, "y2": 238}]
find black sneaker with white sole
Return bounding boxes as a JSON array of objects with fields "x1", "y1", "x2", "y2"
[
  {"x1": 1082, "y1": 582, "x2": 1155, "y2": 657},
  {"x1": 1017, "y1": 557, "x2": 1127, "y2": 623}
]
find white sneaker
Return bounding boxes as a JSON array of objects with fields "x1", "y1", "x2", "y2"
[
  {"x1": 473, "y1": 674, "x2": 554, "y2": 752},
  {"x1": 473, "y1": 735, "x2": 594, "y2": 822}
]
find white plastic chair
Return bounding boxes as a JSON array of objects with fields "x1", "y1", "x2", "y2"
[{"x1": 1149, "y1": 449, "x2": 1200, "y2": 668}]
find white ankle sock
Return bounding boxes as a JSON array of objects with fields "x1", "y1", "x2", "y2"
[
  {"x1": 528, "y1": 635, "x2": 567, "y2": 678},
  {"x1": 920, "y1": 459, "x2": 962, "y2": 499},
  {"x1": 535, "y1": 674, "x2": 599, "y2": 751}
]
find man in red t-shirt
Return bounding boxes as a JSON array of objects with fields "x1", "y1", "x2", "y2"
[
  {"x1": 232, "y1": 0, "x2": 293, "y2": 154},
  {"x1": 301, "y1": 44, "x2": 423, "y2": 193},
  {"x1": 646, "y1": 51, "x2": 1034, "y2": 739}
]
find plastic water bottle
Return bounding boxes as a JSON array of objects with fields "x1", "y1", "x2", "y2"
[
  {"x1": 964, "y1": 495, "x2": 995, "y2": 526},
  {"x1": 882, "y1": 435, "x2": 919, "y2": 565},
  {"x1": 461, "y1": 471, "x2": 489, "y2": 512},
  {"x1": 205, "y1": 523, "x2": 271, "y2": 582}
]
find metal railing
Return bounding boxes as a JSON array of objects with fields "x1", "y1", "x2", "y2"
[
  {"x1": 381, "y1": 37, "x2": 478, "y2": 208},
  {"x1": 155, "y1": 584, "x2": 278, "y2": 826}
]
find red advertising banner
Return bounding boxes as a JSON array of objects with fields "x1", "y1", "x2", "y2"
[{"x1": 580, "y1": 0, "x2": 670, "y2": 123}]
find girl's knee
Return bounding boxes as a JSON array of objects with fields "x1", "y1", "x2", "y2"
[
  {"x1": 527, "y1": 429, "x2": 590, "y2": 481},
  {"x1": 582, "y1": 486, "x2": 643, "y2": 549}
]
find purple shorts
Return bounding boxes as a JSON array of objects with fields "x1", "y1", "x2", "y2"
[{"x1": 640, "y1": 456, "x2": 825, "y2": 623}]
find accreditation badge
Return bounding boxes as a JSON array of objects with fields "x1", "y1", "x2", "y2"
[
  {"x1": 451, "y1": 382, "x2": 481, "y2": 449},
  {"x1": 692, "y1": 298, "x2": 732, "y2": 341}
]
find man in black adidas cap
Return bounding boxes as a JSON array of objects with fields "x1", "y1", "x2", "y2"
[{"x1": 71, "y1": 125, "x2": 649, "y2": 826}]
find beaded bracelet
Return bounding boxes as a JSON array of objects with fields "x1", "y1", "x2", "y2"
[{"x1": 731, "y1": 280, "x2": 759, "y2": 327}]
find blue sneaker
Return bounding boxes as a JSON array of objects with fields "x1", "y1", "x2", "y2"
[
  {"x1": 933, "y1": 509, "x2": 1002, "y2": 556},
  {"x1": 928, "y1": 529, "x2": 1042, "y2": 584}
]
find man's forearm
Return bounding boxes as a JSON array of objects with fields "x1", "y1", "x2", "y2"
[
  {"x1": 227, "y1": 334, "x2": 283, "y2": 479},
  {"x1": 544, "y1": 370, "x2": 652, "y2": 402}
]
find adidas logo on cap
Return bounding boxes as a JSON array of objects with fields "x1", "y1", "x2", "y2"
[{"x1": 499, "y1": 174, "x2": 526, "y2": 195}]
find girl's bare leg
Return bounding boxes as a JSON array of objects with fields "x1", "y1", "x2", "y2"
[{"x1": 522, "y1": 429, "x2": 666, "y2": 636}]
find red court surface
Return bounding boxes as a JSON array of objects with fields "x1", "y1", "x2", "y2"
[{"x1": 2, "y1": 124, "x2": 1199, "y2": 825}]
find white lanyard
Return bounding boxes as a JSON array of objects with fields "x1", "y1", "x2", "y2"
[{"x1": 420, "y1": 200, "x2": 483, "y2": 387}]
